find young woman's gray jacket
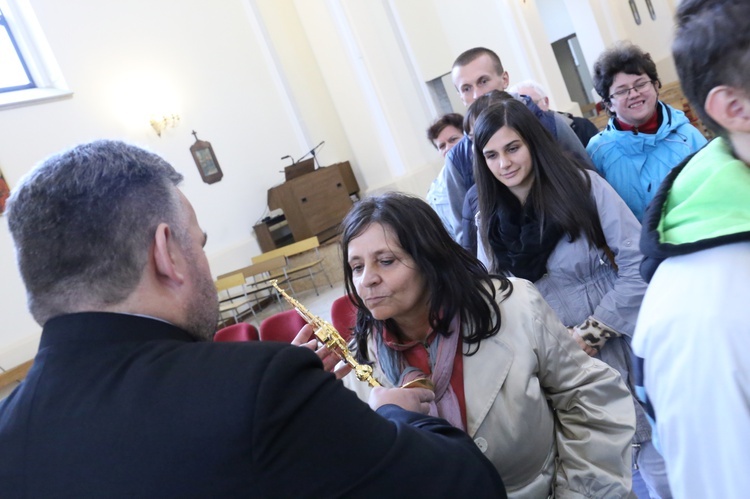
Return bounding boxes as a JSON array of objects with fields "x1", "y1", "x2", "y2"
[{"x1": 478, "y1": 171, "x2": 651, "y2": 443}]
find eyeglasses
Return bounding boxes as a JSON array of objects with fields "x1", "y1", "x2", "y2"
[{"x1": 608, "y1": 80, "x2": 656, "y2": 101}]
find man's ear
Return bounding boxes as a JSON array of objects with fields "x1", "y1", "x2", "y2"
[
  {"x1": 501, "y1": 71, "x2": 510, "y2": 90},
  {"x1": 153, "y1": 222, "x2": 186, "y2": 285},
  {"x1": 705, "y1": 86, "x2": 750, "y2": 133}
]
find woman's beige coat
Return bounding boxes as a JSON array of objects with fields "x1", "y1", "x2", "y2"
[{"x1": 344, "y1": 278, "x2": 636, "y2": 498}]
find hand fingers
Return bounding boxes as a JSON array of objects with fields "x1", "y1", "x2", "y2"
[
  {"x1": 315, "y1": 344, "x2": 334, "y2": 360},
  {"x1": 573, "y1": 335, "x2": 588, "y2": 352},
  {"x1": 318, "y1": 348, "x2": 340, "y2": 372},
  {"x1": 333, "y1": 362, "x2": 353, "y2": 380},
  {"x1": 410, "y1": 387, "x2": 435, "y2": 403},
  {"x1": 586, "y1": 346, "x2": 598, "y2": 357},
  {"x1": 296, "y1": 338, "x2": 317, "y2": 353},
  {"x1": 291, "y1": 324, "x2": 315, "y2": 346}
]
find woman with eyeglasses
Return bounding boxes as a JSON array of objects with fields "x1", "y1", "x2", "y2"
[{"x1": 586, "y1": 41, "x2": 706, "y2": 222}]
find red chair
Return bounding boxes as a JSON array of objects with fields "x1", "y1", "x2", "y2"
[
  {"x1": 214, "y1": 322, "x2": 259, "y2": 342},
  {"x1": 259, "y1": 309, "x2": 307, "y2": 343},
  {"x1": 330, "y1": 295, "x2": 357, "y2": 342}
]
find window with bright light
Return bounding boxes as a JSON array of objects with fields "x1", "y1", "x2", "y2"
[
  {"x1": 0, "y1": 0, "x2": 70, "y2": 109},
  {"x1": 0, "y1": 7, "x2": 35, "y2": 93}
]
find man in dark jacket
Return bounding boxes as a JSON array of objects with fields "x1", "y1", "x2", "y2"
[{"x1": 0, "y1": 140, "x2": 506, "y2": 498}]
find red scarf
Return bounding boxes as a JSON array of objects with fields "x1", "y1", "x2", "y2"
[
  {"x1": 379, "y1": 318, "x2": 467, "y2": 429},
  {"x1": 615, "y1": 106, "x2": 659, "y2": 134}
]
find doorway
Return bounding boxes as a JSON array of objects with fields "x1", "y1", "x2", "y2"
[{"x1": 551, "y1": 34, "x2": 595, "y2": 113}]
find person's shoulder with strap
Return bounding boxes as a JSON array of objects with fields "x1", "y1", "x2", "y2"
[{"x1": 513, "y1": 92, "x2": 557, "y2": 137}]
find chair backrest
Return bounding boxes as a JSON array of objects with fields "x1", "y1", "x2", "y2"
[
  {"x1": 330, "y1": 295, "x2": 357, "y2": 342},
  {"x1": 214, "y1": 323, "x2": 260, "y2": 342},
  {"x1": 252, "y1": 236, "x2": 320, "y2": 264},
  {"x1": 259, "y1": 309, "x2": 308, "y2": 342},
  {"x1": 215, "y1": 272, "x2": 246, "y2": 292}
]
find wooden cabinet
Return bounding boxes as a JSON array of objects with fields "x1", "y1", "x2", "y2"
[
  {"x1": 265, "y1": 162, "x2": 359, "y2": 247},
  {"x1": 253, "y1": 215, "x2": 294, "y2": 253}
]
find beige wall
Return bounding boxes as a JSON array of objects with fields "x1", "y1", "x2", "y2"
[
  {"x1": 1, "y1": 0, "x2": 320, "y2": 360},
  {"x1": 566, "y1": 0, "x2": 679, "y2": 100},
  {"x1": 0, "y1": 0, "x2": 679, "y2": 366}
]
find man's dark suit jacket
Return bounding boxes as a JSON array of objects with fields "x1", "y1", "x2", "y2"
[{"x1": 0, "y1": 312, "x2": 505, "y2": 498}]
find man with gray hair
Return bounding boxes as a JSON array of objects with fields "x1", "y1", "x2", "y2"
[
  {"x1": 6, "y1": 141, "x2": 219, "y2": 339},
  {"x1": 0, "y1": 140, "x2": 506, "y2": 497},
  {"x1": 509, "y1": 79, "x2": 600, "y2": 147}
]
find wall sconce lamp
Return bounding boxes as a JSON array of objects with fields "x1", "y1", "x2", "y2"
[{"x1": 150, "y1": 114, "x2": 181, "y2": 137}]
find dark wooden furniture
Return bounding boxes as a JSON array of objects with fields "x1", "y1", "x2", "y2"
[
  {"x1": 253, "y1": 214, "x2": 294, "y2": 253},
  {"x1": 264, "y1": 162, "x2": 359, "y2": 247},
  {"x1": 284, "y1": 158, "x2": 315, "y2": 181}
]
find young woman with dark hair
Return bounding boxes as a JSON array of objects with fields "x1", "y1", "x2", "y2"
[
  {"x1": 339, "y1": 191, "x2": 635, "y2": 498},
  {"x1": 472, "y1": 97, "x2": 670, "y2": 498}
]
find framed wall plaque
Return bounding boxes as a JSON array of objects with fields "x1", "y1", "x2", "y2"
[
  {"x1": 190, "y1": 131, "x2": 223, "y2": 184},
  {"x1": 0, "y1": 168, "x2": 10, "y2": 215}
]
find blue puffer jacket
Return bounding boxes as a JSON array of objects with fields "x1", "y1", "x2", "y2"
[{"x1": 586, "y1": 101, "x2": 707, "y2": 221}]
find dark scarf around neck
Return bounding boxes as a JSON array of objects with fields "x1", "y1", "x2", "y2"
[{"x1": 488, "y1": 202, "x2": 563, "y2": 282}]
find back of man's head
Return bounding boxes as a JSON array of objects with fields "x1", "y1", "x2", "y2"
[
  {"x1": 7, "y1": 140, "x2": 184, "y2": 325},
  {"x1": 452, "y1": 47, "x2": 504, "y2": 75},
  {"x1": 673, "y1": 0, "x2": 750, "y2": 135}
]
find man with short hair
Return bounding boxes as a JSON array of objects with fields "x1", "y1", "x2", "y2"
[
  {"x1": 509, "y1": 79, "x2": 600, "y2": 147},
  {"x1": 444, "y1": 47, "x2": 591, "y2": 243},
  {"x1": 0, "y1": 140, "x2": 506, "y2": 498},
  {"x1": 633, "y1": 1, "x2": 750, "y2": 497},
  {"x1": 426, "y1": 112, "x2": 464, "y2": 238}
]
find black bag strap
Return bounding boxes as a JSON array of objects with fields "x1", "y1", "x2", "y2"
[{"x1": 631, "y1": 353, "x2": 657, "y2": 421}]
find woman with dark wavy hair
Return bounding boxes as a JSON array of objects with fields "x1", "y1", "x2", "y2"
[
  {"x1": 472, "y1": 97, "x2": 669, "y2": 498},
  {"x1": 339, "y1": 191, "x2": 635, "y2": 498}
]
